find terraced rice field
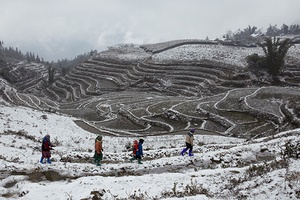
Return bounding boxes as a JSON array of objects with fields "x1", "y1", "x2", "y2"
[{"x1": 1, "y1": 42, "x2": 300, "y2": 139}]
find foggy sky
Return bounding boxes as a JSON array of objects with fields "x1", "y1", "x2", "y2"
[{"x1": 1, "y1": 0, "x2": 299, "y2": 61}]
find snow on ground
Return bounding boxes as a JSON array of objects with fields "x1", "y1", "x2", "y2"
[
  {"x1": 1, "y1": 41, "x2": 300, "y2": 199},
  {"x1": 0, "y1": 104, "x2": 300, "y2": 199},
  {"x1": 96, "y1": 45, "x2": 151, "y2": 63},
  {"x1": 93, "y1": 41, "x2": 300, "y2": 69},
  {"x1": 151, "y1": 44, "x2": 263, "y2": 67},
  {"x1": 151, "y1": 44, "x2": 300, "y2": 67}
]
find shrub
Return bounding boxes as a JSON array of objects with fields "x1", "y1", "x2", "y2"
[
  {"x1": 246, "y1": 53, "x2": 265, "y2": 69},
  {"x1": 160, "y1": 179, "x2": 212, "y2": 198},
  {"x1": 282, "y1": 140, "x2": 300, "y2": 159},
  {"x1": 245, "y1": 160, "x2": 288, "y2": 179}
]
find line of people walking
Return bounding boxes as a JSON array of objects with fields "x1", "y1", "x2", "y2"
[{"x1": 40, "y1": 128, "x2": 195, "y2": 166}]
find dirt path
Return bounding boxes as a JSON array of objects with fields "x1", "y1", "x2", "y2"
[
  {"x1": 73, "y1": 120, "x2": 115, "y2": 136},
  {"x1": 74, "y1": 120, "x2": 226, "y2": 137}
]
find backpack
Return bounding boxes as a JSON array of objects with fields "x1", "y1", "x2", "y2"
[
  {"x1": 41, "y1": 139, "x2": 47, "y2": 151},
  {"x1": 132, "y1": 140, "x2": 138, "y2": 154},
  {"x1": 41, "y1": 136, "x2": 52, "y2": 151}
]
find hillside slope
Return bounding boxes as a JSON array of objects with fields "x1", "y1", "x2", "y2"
[
  {"x1": 0, "y1": 41, "x2": 300, "y2": 139},
  {"x1": 0, "y1": 39, "x2": 300, "y2": 199},
  {"x1": 0, "y1": 105, "x2": 299, "y2": 199}
]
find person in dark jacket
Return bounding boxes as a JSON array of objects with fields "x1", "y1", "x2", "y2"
[
  {"x1": 94, "y1": 135, "x2": 103, "y2": 166},
  {"x1": 131, "y1": 139, "x2": 144, "y2": 164},
  {"x1": 180, "y1": 128, "x2": 195, "y2": 156},
  {"x1": 40, "y1": 134, "x2": 54, "y2": 164}
]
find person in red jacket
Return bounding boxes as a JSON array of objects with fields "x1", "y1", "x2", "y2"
[
  {"x1": 130, "y1": 140, "x2": 139, "y2": 162},
  {"x1": 130, "y1": 139, "x2": 144, "y2": 164},
  {"x1": 94, "y1": 135, "x2": 103, "y2": 166},
  {"x1": 40, "y1": 134, "x2": 54, "y2": 164}
]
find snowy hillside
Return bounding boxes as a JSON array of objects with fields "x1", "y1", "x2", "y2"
[
  {"x1": 0, "y1": 104, "x2": 299, "y2": 199},
  {"x1": 1, "y1": 37, "x2": 300, "y2": 199},
  {"x1": 2, "y1": 41, "x2": 300, "y2": 140},
  {"x1": 151, "y1": 43, "x2": 300, "y2": 67}
]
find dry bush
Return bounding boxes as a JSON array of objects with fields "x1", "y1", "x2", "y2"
[
  {"x1": 281, "y1": 140, "x2": 300, "y2": 159},
  {"x1": 160, "y1": 179, "x2": 212, "y2": 199},
  {"x1": 245, "y1": 159, "x2": 288, "y2": 179}
]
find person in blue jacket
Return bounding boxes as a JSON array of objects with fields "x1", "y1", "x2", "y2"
[{"x1": 135, "y1": 139, "x2": 144, "y2": 164}]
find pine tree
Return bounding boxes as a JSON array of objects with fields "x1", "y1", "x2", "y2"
[
  {"x1": 47, "y1": 65, "x2": 56, "y2": 85},
  {"x1": 36, "y1": 55, "x2": 41, "y2": 63}
]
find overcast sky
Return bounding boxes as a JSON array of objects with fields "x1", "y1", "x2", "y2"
[{"x1": 1, "y1": 0, "x2": 299, "y2": 62}]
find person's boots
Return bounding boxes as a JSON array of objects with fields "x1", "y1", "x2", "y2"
[
  {"x1": 96, "y1": 162, "x2": 101, "y2": 166},
  {"x1": 138, "y1": 158, "x2": 143, "y2": 164},
  {"x1": 40, "y1": 157, "x2": 44, "y2": 164},
  {"x1": 130, "y1": 157, "x2": 136, "y2": 163},
  {"x1": 180, "y1": 148, "x2": 187, "y2": 156},
  {"x1": 188, "y1": 150, "x2": 194, "y2": 156},
  {"x1": 47, "y1": 158, "x2": 52, "y2": 164}
]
